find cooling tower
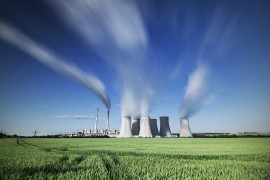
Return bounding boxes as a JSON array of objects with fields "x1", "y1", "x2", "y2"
[
  {"x1": 160, "y1": 116, "x2": 171, "y2": 137},
  {"x1": 180, "y1": 118, "x2": 193, "y2": 137},
  {"x1": 119, "y1": 116, "x2": 133, "y2": 137},
  {"x1": 139, "y1": 116, "x2": 152, "y2": 137},
  {"x1": 131, "y1": 117, "x2": 140, "y2": 135},
  {"x1": 150, "y1": 119, "x2": 160, "y2": 137}
]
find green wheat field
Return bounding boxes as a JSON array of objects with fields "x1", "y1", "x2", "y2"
[{"x1": 1, "y1": 138, "x2": 270, "y2": 179}]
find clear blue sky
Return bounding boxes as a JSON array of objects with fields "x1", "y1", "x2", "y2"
[{"x1": 0, "y1": 0, "x2": 270, "y2": 136}]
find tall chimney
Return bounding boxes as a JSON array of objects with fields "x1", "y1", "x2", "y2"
[
  {"x1": 131, "y1": 117, "x2": 140, "y2": 135},
  {"x1": 160, "y1": 116, "x2": 171, "y2": 137},
  {"x1": 95, "y1": 108, "x2": 99, "y2": 131},
  {"x1": 150, "y1": 119, "x2": 159, "y2": 137},
  {"x1": 106, "y1": 109, "x2": 110, "y2": 134},
  {"x1": 180, "y1": 118, "x2": 193, "y2": 137},
  {"x1": 119, "y1": 116, "x2": 133, "y2": 137},
  {"x1": 139, "y1": 116, "x2": 152, "y2": 137}
]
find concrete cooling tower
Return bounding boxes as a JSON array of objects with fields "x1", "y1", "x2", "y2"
[
  {"x1": 139, "y1": 116, "x2": 152, "y2": 137},
  {"x1": 119, "y1": 116, "x2": 133, "y2": 137},
  {"x1": 160, "y1": 116, "x2": 171, "y2": 137},
  {"x1": 149, "y1": 119, "x2": 160, "y2": 137},
  {"x1": 180, "y1": 118, "x2": 193, "y2": 137},
  {"x1": 131, "y1": 117, "x2": 140, "y2": 135}
]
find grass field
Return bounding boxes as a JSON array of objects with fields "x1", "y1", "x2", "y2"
[{"x1": 0, "y1": 138, "x2": 270, "y2": 179}]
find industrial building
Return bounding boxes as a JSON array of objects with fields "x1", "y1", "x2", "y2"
[{"x1": 76, "y1": 129, "x2": 120, "y2": 137}]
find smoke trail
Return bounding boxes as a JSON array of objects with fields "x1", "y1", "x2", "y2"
[
  {"x1": 51, "y1": 115, "x2": 96, "y2": 119},
  {"x1": 45, "y1": 0, "x2": 154, "y2": 117},
  {"x1": 180, "y1": 64, "x2": 213, "y2": 118},
  {"x1": 0, "y1": 21, "x2": 111, "y2": 109},
  {"x1": 46, "y1": 0, "x2": 147, "y2": 52}
]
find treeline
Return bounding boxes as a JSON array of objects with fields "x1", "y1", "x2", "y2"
[
  {"x1": 2, "y1": 132, "x2": 270, "y2": 138},
  {"x1": 1, "y1": 135, "x2": 110, "y2": 138},
  {"x1": 0, "y1": 132, "x2": 19, "y2": 138},
  {"x1": 34, "y1": 135, "x2": 111, "y2": 138},
  {"x1": 193, "y1": 134, "x2": 270, "y2": 138},
  {"x1": 0, "y1": 132, "x2": 7, "y2": 138}
]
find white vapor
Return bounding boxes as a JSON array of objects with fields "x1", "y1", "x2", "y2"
[
  {"x1": 198, "y1": 7, "x2": 237, "y2": 60},
  {"x1": 46, "y1": 0, "x2": 155, "y2": 117},
  {"x1": 180, "y1": 64, "x2": 213, "y2": 118},
  {"x1": 0, "y1": 21, "x2": 111, "y2": 109},
  {"x1": 47, "y1": 0, "x2": 147, "y2": 52},
  {"x1": 51, "y1": 115, "x2": 96, "y2": 119}
]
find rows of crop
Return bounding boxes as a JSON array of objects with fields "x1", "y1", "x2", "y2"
[{"x1": 0, "y1": 138, "x2": 269, "y2": 179}]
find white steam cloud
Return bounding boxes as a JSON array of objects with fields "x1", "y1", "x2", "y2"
[
  {"x1": 46, "y1": 0, "x2": 154, "y2": 117},
  {"x1": 181, "y1": 64, "x2": 213, "y2": 118},
  {"x1": 0, "y1": 21, "x2": 111, "y2": 109},
  {"x1": 51, "y1": 115, "x2": 96, "y2": 119},
  {"x1": 47, "y1": 0, "x2": 147, "y2": 51},
  {"x1": 179, "y1": 8, "x2": 231, "y2": 118}
]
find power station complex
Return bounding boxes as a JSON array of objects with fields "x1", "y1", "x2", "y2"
[{"x1": 76, "y1": 108, "x2": 193, "y2": 138}]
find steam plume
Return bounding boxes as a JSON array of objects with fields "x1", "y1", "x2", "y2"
[
  {"x1": 0, "y1": 21, "x2": 111, "y2": 109},
  {"x1": 51, "y1": 115, "x2": 95, "y2": 119},
  {"x1": 45, "y1": 0, "x2": 154, "y2": 117},
  {"x1": 46, "y1": 0, "x2": 147, "y2": 51},
  {"x1": 180, "y1": 64, "x2": 212, "y2": 118}
]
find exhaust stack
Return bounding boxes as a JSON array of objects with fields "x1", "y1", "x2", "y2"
[
  {"x1": 180, "y1": 118, "x2": 193, "y2": 137},
  {"x1": 139, "y1": 116, "x2": 152, "y2": 137},
  {"x1": 160, "y1": 116, "x2": 171, "y2": 137},
  {"x1": 131, "y1": 117, "x2": 140, "y2": 135},
  {"x1": 95, "y1": 108, "x2": 99, "y2": 131},
  {"x1": 106, "y1": 109, "x2": 110, "y2": 134},
  {"x1": 119, "y1": 116, "x2": 133, "y2": 137},
  {"x1": 150, "y1": 119, "x2": 159, "y2": 137}
]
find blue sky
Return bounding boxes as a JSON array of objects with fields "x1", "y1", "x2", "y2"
[{"x1": 0, "y1": 0, "x2": 270, "y2": 136}]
